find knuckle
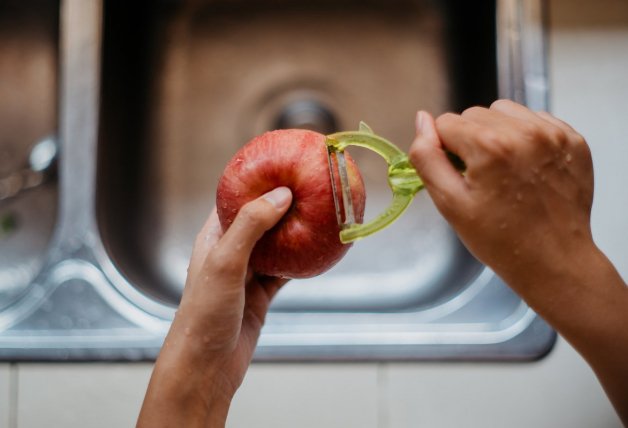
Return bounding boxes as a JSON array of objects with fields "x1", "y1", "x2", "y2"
[
  {"x1": 490, "y1": 99, "x2": 514, "y2": 110},
  {"x1": 408, "y1": 147, "x2": 420, "y2": 168},
  {"x1": 573, "y1": 136, "x2": 593, "y2": 159},
  {"x1": 544, "y1": 126, "x2": 567, "y2": 146},
  {"x1": 238, "y1": 202, "x2": 262, "y2": 226},
  {"x1": 476, "y1": 131, "x2": 514, "y2": 163},
  {"x1": 435, "y1": 112, "x2": 458, "y2": 128},
  {"x1": 234, "y1": 198, "x2": 274, "y2": 237},
  {"x1": 571, "y1": 133, "x2": 587, "y2": 147},
  {"x1": 520, "y1": 121, "x2": 544, "y2": 142},
  {"x1": 485, "y1": 145, "x2": 513, "y2": 164},
  {"x1": 477, "y1": 129, "x2": 503, "y2": 150},
  {"x1": 408, "y1": 141, "x2": 428, "y2": 166},
  {"x1": 461, "y1": 105, "x2": 486, "y2": 118}
]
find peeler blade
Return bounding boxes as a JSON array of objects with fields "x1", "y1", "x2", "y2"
[{"x1": 327, "y1": 148, "x2": 355, "y2": 228}]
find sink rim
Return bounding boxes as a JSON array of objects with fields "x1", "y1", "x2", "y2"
[{"x1": 0, "y1": 0, "x2": 555, "y2": 361}]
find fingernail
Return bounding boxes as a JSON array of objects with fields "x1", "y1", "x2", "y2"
[
  {"x1": 415, "y1": 111, "x2": 424, "y2": 135},
  {"x1": 263, "y1": 187, "x2": 292, "y2": 209}
]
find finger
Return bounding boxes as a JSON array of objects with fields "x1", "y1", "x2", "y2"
[
  {"x1": 187, "y1": 208, "x2": 223, "y2": 281},
  {"x1": 241, "y1": 276, "x2": 289, "y2": 338},
  {"x1": 491, "y1": 99, "x2": 572, "y2": 148},
  {"x1": 247, "y1": 275, "x2": 288, "y2": 317},
  {"x1": 409, "y1": 111, "x2": 468, "y2": 216},
  {"x1": 210, "y1": 187, "x2": 293, "y2": 278},
  {"x1": 461, "y1": 105, "x2": 493, "y2": 125},
  {"x1": 432, "y1": 112, "x2": 478, "y2": 160},
  {"x1": 535, "y1": 111, "x2": 575, "y2": 133},
  {"x1": 490, "y1": 99, "x2": 547, "y2": 126},
  {"x1": 463, "y1": 104, "x2": 551, "y2": 147},
  {"x1": 257, "y1": 275, "x2": 289, "y2": 301},
  {"x1": 536, "y1": 111, "x2": 585, "y2": 142},
  {"x1": 461, "y1": 105, "x2": 516, "y2": 130}
]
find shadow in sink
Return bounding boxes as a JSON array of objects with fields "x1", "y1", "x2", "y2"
[
  {"x1": 97, "y1": 0, "x2": 496, "y2": 311},
  {"x1": 0, "y1": 1, "x2": 59, "y2": 311}
]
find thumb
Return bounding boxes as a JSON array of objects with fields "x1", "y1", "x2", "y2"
[
  {"x1": 408, "y1": 111, "x2": 467, "y2": 217},
  {"x1": 213, "y1": 187, "x2": 293, "y2": 273}
]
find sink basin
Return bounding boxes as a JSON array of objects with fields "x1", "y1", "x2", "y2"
[
  {"x1": 0, "y1": 0, "x2": 554, "y2": 361},
  {"x1": 0, "y1": 1, "x2": 59, "y2": 312},
  {"x1": 98, "y1": 0, "x2": 498, "y2": 309}
]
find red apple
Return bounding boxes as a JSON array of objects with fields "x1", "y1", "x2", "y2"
[{"x1": 216, "y1": 129, "x2": 365, "y2": 278}]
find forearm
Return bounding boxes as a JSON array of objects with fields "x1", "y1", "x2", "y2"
[
  {"x1": 505, "y1": 244, "x2": 628, "y2": 423},
  {"x1": 137, "y1": 332, "x2": 233, "y2": 428}
]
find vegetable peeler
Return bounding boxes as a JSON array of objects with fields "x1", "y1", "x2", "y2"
[
  {"x1": 325, "y1": 122, "x2": 423, "y2": 244},
  {"x1": 326, "y1": 122, "x2": 464, "y2": 244}
]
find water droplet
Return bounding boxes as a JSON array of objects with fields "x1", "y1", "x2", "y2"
[
  {"x1": 565, "y1": 153, "x2": 573, "y2": 163},
  {"x1": 513, "y1": 249, "x2": 520, "y2": 256},
  {"x1": 231, "y1": 208, "x2": 237, "y2": 213},
  {"x1": 532, "y1": 167, "x2": 540, "y2": 175},
  {"x1": 184, "y1": 327, "x2": 191, "y2": 336},
  {"x1": 516, "y1": 192, "x2": 523, "y2": 202}
]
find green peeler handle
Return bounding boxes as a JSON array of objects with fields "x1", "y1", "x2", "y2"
[{"x1": 326, "y1": 122, "x2": 425, "y2": 243}]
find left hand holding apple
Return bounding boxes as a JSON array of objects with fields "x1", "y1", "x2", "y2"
[{"x1": 138, "y1": 187, "x2": 293, "y2": 428}]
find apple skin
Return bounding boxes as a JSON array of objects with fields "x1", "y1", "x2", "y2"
[{"x1": 216, "y1": 129, "x2": 365, "y2": 279}]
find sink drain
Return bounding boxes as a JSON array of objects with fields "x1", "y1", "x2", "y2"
[{"x1": 274, "y1": 99, "x2": 338, "y2": 134}]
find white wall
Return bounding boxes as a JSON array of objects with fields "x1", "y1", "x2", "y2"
[{"x1": 1, "y1": 0, "x2": 627, "y2": 426}]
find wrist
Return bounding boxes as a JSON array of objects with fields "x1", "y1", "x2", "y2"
[
  {"x1": 145, "y1": 349, "x2": 234, "y2": 427},
  {"x1": 498, "y1": 236, "x2": 599, "y2": 303},
  {"x1": 507, "y1": 241, "x2": 627, "y2": 349},
  {"x1": 158, "y1": 326, "x2": 238, "y2": 399},
  {"x1": 145, "y1": 320, "x2": 238, "y2": 426}
]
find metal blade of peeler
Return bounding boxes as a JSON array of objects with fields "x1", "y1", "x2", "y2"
[{"x1": 327, "y1": 148, "x2": 355, "y2": 227}]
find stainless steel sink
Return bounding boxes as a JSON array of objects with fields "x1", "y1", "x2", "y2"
[
  {"x1": 0, "y1": 0, "x2": 554, "y2": 361},
  {"x1": 0, "y1": 1, "x2": 59, "y2": 313}
]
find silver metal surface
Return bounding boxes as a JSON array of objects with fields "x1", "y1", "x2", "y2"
[
  {"x1": 0, "y1": 0, "x2": 554, "y2": 361},
  {"x1": 497, "y1": 0, "x2": 549, "y2": 110},
  {"x1": 328, "y1": 149, "x2": 356, "y2": 228},
  {"x1": 327, "y1": 151, "x2": 344, "y2": 226},
  {"x1": 0, "y1": 136, "x2": 58, "y2": 201},
  {"x1": 275, "y1": 99, "x2": 338, "y2": 135},
  {"x1": 0, "y1": 1, "x2": 59, "y2": 313}
]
